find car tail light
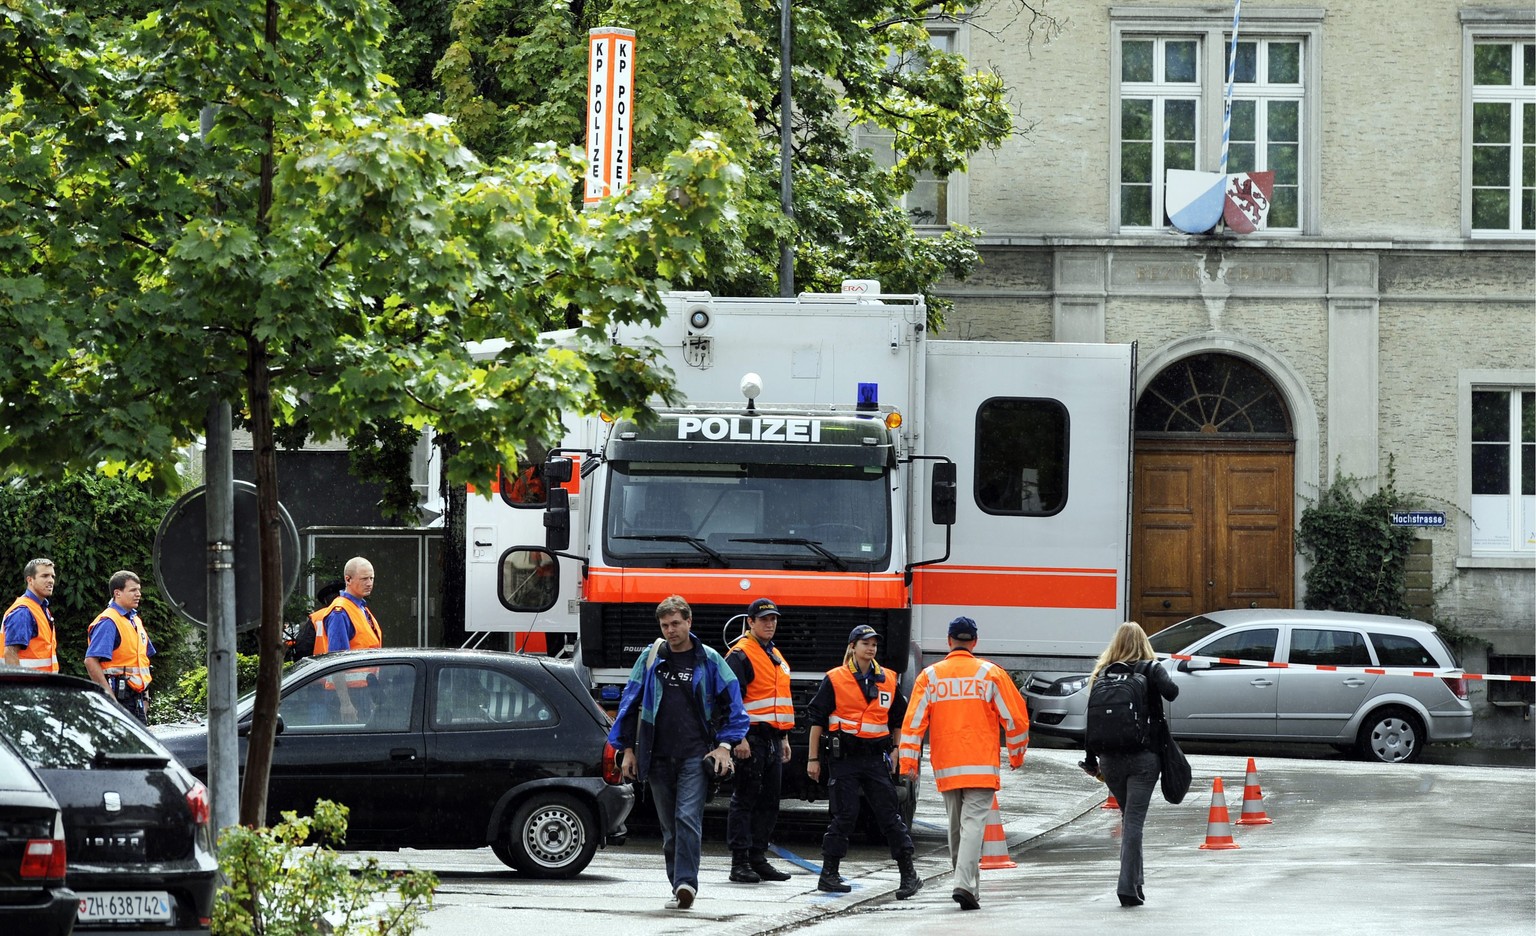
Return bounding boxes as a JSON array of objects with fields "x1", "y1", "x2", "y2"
[
  {"x1": 602, "y1": 741, "x2": 623, "y2": 785},
  {"x1": 20, "y1": 838, "x2": 66, "y2": 881},
  {"x1": 186, "y1": 780, "x2": 211, "y2": 826},
  {"x1": 1441, "y1": 676, "x2": 1468, "y2": 700}
]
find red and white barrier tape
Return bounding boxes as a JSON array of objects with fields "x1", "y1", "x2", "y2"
[{"x1": 1160, "y1": 654, "x2": 1533, "y2": 682}]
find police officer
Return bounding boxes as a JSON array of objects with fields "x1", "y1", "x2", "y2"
[
  {"x1": 806, "y1": 625, "x2": 922, "y2": 898},
  {"x1": 723, "y1": 597, "x2": 793, "y2": 884},
  {"x1": 4, "y1": 558, "x2": 59, "y2": 672},
  {"x1": 84, "y1": 570, "x2": 156, "y2": 723}
]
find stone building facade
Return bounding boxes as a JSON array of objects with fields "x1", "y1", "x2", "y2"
[{"x1": 927, "y1": 2, "x2": 1535, "y2": 743}]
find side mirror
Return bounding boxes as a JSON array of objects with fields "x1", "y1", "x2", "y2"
[
  {"x1": 1180, "y1": 658, "x2": 1210, "y2": 673},
  {"x1": 544, "y1": 457, "x2": 573, "y2": 485},
  {"x1": 931, "y1": 461, "x2": 957, "y2": 526},
  {"x1": 237, "y1": 714, "x2": 285, "y2": 737},
  {"x1": 545, "y1": 487, "x2": 571, "y2": 551}
]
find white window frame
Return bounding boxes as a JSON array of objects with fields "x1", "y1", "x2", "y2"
[
  {"x1": 1458, "y1": 368, "x2": 1536, "y2": 565},
  {"x1": 853, "y1": 20, "x2": 970, "y2": 229},
  {"x1": 1461, "y1": 10, "x2": 1536, "y2": 238},
  {"x1": 1109, "y1": 7, "x2": 1323, "y2": 234}
]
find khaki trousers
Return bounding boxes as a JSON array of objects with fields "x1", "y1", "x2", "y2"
[{"x1": 942, "y1": 785, "x2": 995, "y2": 898}]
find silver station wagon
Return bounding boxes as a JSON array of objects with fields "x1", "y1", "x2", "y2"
[{"x1": 1023, "y1": 610, "x2": 1473, "y2": 763}]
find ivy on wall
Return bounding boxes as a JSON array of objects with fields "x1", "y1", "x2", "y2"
[{"x1": 1295, "y1": 463, "x2": 1417, "y2": 619}]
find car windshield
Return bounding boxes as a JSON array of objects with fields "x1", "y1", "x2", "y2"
[
  {"x1": 1149, "y1": 616, "x2": 1227, "y2": 654},
  {"x1": 0, "y1": 685, "x2": 163, "y2": 769}
]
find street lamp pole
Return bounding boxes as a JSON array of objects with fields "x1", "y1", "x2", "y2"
[{"x1": 779, "y1": 0, "x2": 794, "y2": 297}]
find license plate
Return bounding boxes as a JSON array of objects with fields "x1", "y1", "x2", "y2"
[{"x1": 77, "y1": 890, "x2": 174, "y2": 923}]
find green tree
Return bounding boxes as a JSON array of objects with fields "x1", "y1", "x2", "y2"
[
  {"x1": 388, "y1": 0, "x2": 1059, "y2": 320},
  {"x1": 0, "y1": 0, "x2": 738, "y2": 826}
]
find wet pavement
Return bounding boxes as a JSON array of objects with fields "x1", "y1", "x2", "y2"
[{"x1": 354, "y1": 744, "x2": 1535, "y2": 936}]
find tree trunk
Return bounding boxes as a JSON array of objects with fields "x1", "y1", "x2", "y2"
[
  {"x1": 239, "y1": 0, "x2": 284, "y2": 829},
  {"x1": 238, "y1": 338, "x2": 285, "y2": 827}
]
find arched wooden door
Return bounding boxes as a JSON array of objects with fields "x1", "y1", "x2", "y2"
[{"x1": 1131, "y1": 353, "x2": 1295, "y2": 634}]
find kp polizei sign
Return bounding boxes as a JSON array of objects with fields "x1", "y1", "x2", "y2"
[{"x1": 584, "y1": 27, "x2": 635, "y2": 205}]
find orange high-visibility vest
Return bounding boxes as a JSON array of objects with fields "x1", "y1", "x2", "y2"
[
  {"x1": 826, "y1": 664, "x2": 896, "y2": 739},
  {"x1": 91, "y1": 607, "x2": 152, "y2": 692},
  {"x1": 729, "y1": 635, "x2": 793, "y2": 731},
  {"x1": 312, "y1": 596, "x2": 381, "y2": 691},
  {"x1": 310, "y1": 596, "x2": 382, "y2": 656},
  {"x1": 4, "y1": 596, "x2": 58, "y2": 673},
  {"x1": 898, "y1": 648, "x2": 1029, "y2": 792}
]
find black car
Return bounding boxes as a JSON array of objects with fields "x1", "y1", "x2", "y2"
[
  {"x1": 0, "y1": 734, "x2": 75, "y2": 936},
  {"x1": 157, "y1": 648, "x2": 632, "y2": 878},
  {"x1": 0, "y1": 673, "x2": 217, "y2": 935}
]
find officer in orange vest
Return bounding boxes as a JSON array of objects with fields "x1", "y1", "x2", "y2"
[
  {"x1": 805, "y1": 624, "x2": 921, "y2": 899},
  {"x1": 722, "y1": 597, "x2": 793, "y2": 884},
  {"x1": 84, "y1": 570, "x2": 157, "y2": 723},
  {"x1": 898, "y1": 616, "x2": 1030, "y2": 911},
  {"x1": 309, "y1": 557, "x2": 383, "y2": 722},
  {"x1": 4, "y1": 558, "x2": 59, "y2": 672}
]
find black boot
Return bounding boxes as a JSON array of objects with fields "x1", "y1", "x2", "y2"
[
  {"x1": 895, "y1": 853, "x2": 923, "y2": 899},
  {"x1": 750, "y1": 853, "x2": 791, "y2": 882},
  {"x1": 729, "y1": 850, "x2": 761, "y2": 884},
  {"x1": 817, "y1": 857, "x2": 851, "y2": 893}
]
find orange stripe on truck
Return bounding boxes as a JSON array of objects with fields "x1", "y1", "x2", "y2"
[
  {"x1": 584, "y1": 569, "x2": 908, "y2": 608},
  {"x1": 912, "y1": 565, "x2": 1118, "y2": 610}
]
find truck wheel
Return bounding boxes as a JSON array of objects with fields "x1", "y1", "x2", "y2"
[
  {"x1": 1356, "y1": 706, "x2": 1424, "y2": 764},
  {"x1": 500, "y1": 793, "x2": 598, "y2": 878}
]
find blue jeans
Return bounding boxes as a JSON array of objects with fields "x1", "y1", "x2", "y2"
[
  {"x1": 647, "y1": 755, "x2": 711, "y2": 892},
  {"x1": 1100, "y1": 749, "x2": 1160, "y2": 898}
]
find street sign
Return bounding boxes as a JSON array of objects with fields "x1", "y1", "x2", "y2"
[
  {"x1": 153, "y1": 481, "x2": 300, "y2": 631},
  {"x1": 1390, "y1": 511, "x2": 1445, "y2": 527}
]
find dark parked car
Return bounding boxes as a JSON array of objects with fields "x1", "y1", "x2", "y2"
[
  {"x1": 156, "y1": 648, "x2": 632, "y2": 878},
  {"x1": 0, "y1": 734, "x2": 75, "y2": 936},
  {"x1": 0, "y1": 672, "x2": 217, "y2": 935}
]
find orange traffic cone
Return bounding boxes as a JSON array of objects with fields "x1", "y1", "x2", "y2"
[
  {"x1": 1235, "y1": 757, "x2": 1273, "y2": 825},
  {"x1": 1198, "y1": 777, "x2": 1240, "y2": 850},
  {"x1": 979, "y1": 794, "x2": 1017, "y2": 869},
  {"x1": 1101, "y1": 793, "x2": 1120, "y2": 811}
]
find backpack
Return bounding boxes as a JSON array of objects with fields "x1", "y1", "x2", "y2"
[{"x1": 1085, "y1": 661, "x2": 1153, "y2": 753}]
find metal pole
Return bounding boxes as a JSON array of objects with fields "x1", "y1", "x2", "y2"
[
  {"x1": 779, "y1": 0, "x2": 794, "y2": 297},
  {"x1": 201, "y1": 105, "x2": 239, "y2": 839}
]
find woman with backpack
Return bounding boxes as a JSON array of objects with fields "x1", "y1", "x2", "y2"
[{"x1": 1081, "y1": 621, "x2": 1179, "y2": 907}]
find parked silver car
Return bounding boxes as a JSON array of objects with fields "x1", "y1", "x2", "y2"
[{"x1": 1023, "y1": 610, "x2": 1473, "y2": 763}]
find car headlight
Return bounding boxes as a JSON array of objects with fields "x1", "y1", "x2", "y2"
[{"x1": 1027, "y1": 675, "x2": 1088, "y2": 697}]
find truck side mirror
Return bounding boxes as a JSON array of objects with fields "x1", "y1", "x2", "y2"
[
  {"x1": 544, "y1": 487, "x2": 571, "y2": 551},
  {"x1": 931, "y1": 462, "x2": 957, "y2": 526},
  {"x1": 544, "y1": 457, "x2": 573, "y2": 485}
]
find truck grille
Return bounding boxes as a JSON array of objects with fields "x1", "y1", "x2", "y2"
[{"x1": 580, "y1": 603, "x2": 912, "y2": 675}]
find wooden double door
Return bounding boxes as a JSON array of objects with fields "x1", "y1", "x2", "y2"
[{"x1": 1130, "y1": 441, "x2": 1294, "y2": 634}]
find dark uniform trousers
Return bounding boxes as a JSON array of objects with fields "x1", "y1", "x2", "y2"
[
  {"x1": 822, "y1": 751, "x2": 913, "y2": 860},
  {"x1": 727, "y1": 726, "x2": 784, "y2": 855}
]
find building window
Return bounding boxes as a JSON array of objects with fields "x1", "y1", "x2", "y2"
[
  {"x1": 855, "y1": 26, "x2": 964, "y2": 227},
  {"x1": 1470, "y1": 40, "x2": 1535, "y2": 233},
  {"x1": 1470, "y1": 388, "x2": 1535, "y2": 553},
  {"x1": 1111, "y1": 9, "x2": 1322, "y2": 233}
]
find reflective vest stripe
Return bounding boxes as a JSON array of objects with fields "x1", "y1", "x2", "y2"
[
  {"x1": 933, "y1": 763, "x2": 1001, "y2": 782},
  {"x1": 4, "y1": 597, "x2": 57, "y2": 673}
]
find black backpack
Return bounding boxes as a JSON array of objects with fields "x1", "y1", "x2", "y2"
[{"x1": 1085, "y1": 661, "x2": 1153, "y2": 753}]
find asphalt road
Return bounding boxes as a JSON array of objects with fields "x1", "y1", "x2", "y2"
[{"x1": 351, "y1": 744, "x2": 1534, "y2": 936}]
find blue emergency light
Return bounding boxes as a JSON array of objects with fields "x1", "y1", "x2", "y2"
[{"x1": 857, "y1": 382, "x2": 879, "y2": 411}]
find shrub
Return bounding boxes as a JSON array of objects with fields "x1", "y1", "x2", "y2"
[
  {"x1": 213, "y1": 800, "x2": 436, "y2": 936},
  {"x1": 1295, "y1": 464, "x2": 1417, "y2": 617}
]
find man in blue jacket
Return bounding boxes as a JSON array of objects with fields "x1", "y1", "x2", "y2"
[{"x1": 611, "y1": 594, "x2": 749, "y2": 911}]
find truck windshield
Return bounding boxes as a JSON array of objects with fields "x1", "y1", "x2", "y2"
[{"x1": 604, "y1": 461, "x2": 892, "y2": 568}]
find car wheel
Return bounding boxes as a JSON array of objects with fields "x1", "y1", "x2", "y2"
[
  {"x1": 1356, "y1": 706, "x2": 1424, "y2": 764},
  {"x1": 502, "y1": 792, "x2": 598, "y2": 878}
]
